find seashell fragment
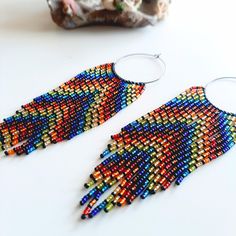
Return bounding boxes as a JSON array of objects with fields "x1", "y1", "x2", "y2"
[{"x1": 47, "y1": 0, "x2": 170, "y2": 28}]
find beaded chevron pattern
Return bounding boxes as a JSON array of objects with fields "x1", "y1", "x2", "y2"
[
  {"x1": 80, "y1": 86, "x2": 236, "y2": 219},
  {"x1": 0, "y1": 63, "x2": 145, "y2": 156}
]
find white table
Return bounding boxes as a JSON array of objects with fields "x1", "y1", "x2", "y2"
[{"x1": 0, "y1": 0, "x2": 236, "y2": 236}]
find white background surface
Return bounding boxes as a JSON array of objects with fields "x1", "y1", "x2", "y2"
[{"x1": 1, "y1": 0, "x2": 236, "y2": 236}]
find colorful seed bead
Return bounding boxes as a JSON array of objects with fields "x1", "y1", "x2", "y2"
[
  {"x1": 80, "y1": 86, "x2": 236, "y2": 219},
  {"x1": 0, "y1": 63, "x2": 145, "y2": 156}
]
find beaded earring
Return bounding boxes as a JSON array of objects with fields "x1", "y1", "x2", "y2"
[
  {"x1": 80, "y1": 77, "x2": 236, "y2": 219},
  {"x1": 0, "y1": 53, "x2": 165, "y2": 156}
]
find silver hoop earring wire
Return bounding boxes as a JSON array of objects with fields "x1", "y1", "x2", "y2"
[{"x1": 113, "y1": 53, "x2": 166, "y2": 84}]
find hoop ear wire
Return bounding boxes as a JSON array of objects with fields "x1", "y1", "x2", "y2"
[
  {"x1": 113, "y1": 53, "x2": 166, "y2": 84},
  {"x1": 205, "y1": 77, "x2": 236, "y2": 90}
]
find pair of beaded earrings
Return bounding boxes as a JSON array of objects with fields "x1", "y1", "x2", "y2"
[{"x1": 0, "y1": 53, "x2": 235, "y2": 220}]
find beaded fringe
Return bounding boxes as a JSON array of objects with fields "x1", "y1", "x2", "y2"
[
  {"x1": 0, "y1": 63, "x2": 145, "y2": 156},
  {"x1": 80, "y1": 86, "x2": 236, "y2": 219}
]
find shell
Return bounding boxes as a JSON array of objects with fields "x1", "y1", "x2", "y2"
[{"x1": 47, "y1": 0, "x2": 170, "y2": 28}]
